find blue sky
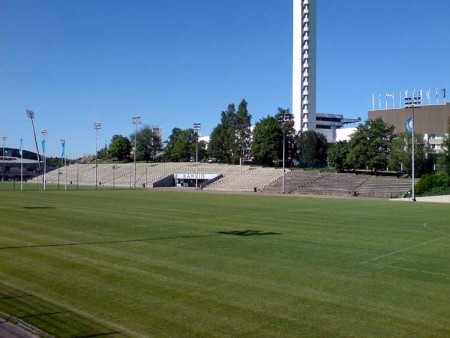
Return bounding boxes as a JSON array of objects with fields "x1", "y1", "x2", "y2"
[{"x1": 1, "y1": 0, "x2": 449, "y2": 158}]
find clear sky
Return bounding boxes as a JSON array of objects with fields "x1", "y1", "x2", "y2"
[{"x1": 1, "y1": 0, "x2": 449, "y2": 158}]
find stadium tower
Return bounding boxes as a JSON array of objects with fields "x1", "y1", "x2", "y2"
[{"x1": 292, "y1": 0, "x2": 316, "y2": 133}]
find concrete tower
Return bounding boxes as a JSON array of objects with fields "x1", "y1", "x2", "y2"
[{"x1": 292, "y1": 0, "x2": 316, "y2": 133}]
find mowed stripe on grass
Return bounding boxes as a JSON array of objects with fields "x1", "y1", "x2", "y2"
[{"x1": 0, "y1": 189, "x2": 449, "y2": 337}]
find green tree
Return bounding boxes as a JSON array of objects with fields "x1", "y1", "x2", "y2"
[
  {"x1": 251, "y1": 116, "x2": 283, "y2": 166},
  {"x1": 208, "y1": 124, "x2": 229, "y2": 163},
  {"x1": 235, "y1": 99, "x2": 252, "y2": 165},
  {"x1": 197, "y1": 140, "x2": 208, "y2": 162},
  {"x1": 131, "y1": 126, "x2": 162, "y2": 162},
  {"x1": 346, "y1": 118, "x2": 395, "y2": 173},
  {"x1": 162, "y1": 128, "x2": 207, "y2": 162},
  {"x1": 108, "y1": 135, "x2": 132, "y2": 161},
  {"x1": 389, "y1": 132, "x2": 433, "y2": 177},
  {"x1": 275, "y1": 108, "x2": 296, "y2": 166},
  {"x1": 298, "y1": 130, "x2": 328, "y2": 168},
  {"x1": 221, "y1": 103, "x2": 238, "y2": 163},
  {"x1": 162, "y1": 128, "x2": 183, "y2": 161},
  {"x1": 209, "y1": 99, "x2": 252, "y2": 164},
  {"x1": 327, "y1": 141, "x2": 350, "y2": 171},
  {"x1": 438, "y1": 118, "x2": 450, "y2": 175}
]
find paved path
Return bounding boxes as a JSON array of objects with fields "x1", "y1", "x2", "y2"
[
  {"x1": 0, "y1": 318, "x2": 39, "y2": 338},
  {"x1": 390, "y1": 195, "x2": 450, "y2": 204}
]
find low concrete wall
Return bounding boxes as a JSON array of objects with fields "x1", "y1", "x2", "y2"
[{"x1": 152, "y1": 174, "x2": 174, "y2": 188}]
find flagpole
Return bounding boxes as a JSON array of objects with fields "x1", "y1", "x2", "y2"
[
  {"x1": 61, "y1": 139, "x2": 67, "y2": 191},
  {"x1": 42, "y1": 130, "x2": 47, "y2": 191},
  {"x1": 20, "y1": 138, "x2": 23, "y2": 191},
  {"x1": 21, "y1": 155, "x2": 23, "y2": 191},
  {"x1": 65, "y1": 154, "x2": 67, "y2": 191}
]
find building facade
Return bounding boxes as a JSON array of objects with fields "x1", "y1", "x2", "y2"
[{"x1": 368, "y1": 103, "x2": 450, "y2": 152}]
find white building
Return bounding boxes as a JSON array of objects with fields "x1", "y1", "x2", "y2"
[
  {"x1": 292, "y1": 0, "x2": 316, "y2": 133},
  {"x1": 292, "y1": 0, "x2": 359, "y2": 142}
]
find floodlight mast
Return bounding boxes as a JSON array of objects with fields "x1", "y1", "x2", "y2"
[
  {"x1": 26, "y1": 110, "x2": 41, "y2": 171},
  {"x1": 193, "y1": 122, "x2": 201, "y2": 189},
  {"x1": 278, "y1": 112, "x2": 293, "y2": 194},
  {"x1": 404, "y1": 95, "x2": 421, "y2": 202},
  {"x1": 132, "y1": 116, "x2": 141, "y2": 188},
  {"x1": 94, "y1": 122, "x2": 101, "y2": 190},
  {"x1": 1, "y1": 136, "x2": 6, "y2": 182},
  {"x1": 41, "y1": 129, "x2": 48, "y2": 191}
]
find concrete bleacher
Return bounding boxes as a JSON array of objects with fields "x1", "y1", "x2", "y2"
[
  {"x1": 29, "y1": 163, "x2": 414, "y2": 198},
  {"x1": 29, "y1": 162, "x2": 191, "y2": 188},
  {"x1": 262, "y1": 170, "x2": 324, "y2": 194},
  {"x1": 296, "y1": 172, "x2": 370, "y2": 195},
  {"x1": 262, "y1": 170, "x2": 413, "y2": 198},
  {"x1": 204, "y1": 166, "x2": 286, "y2": 192},
  {"x1": 29, "y1": 162, "x2": 285, "y2": 191},
  {"x1": 355, "y1": 176, "x2": 414, "y2": 198}
]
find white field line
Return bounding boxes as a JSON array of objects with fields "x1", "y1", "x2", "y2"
[
  {"x1": 360, "y1": 219, "x2": 450, "y2": 265},
  {"x1": 359, "y1": 236, "x2": 449, "y2": 264},
  {"x1": 369, "y1": 263, "x2": 450, "y2": 279},
  {"x1": 423, "y1": 220, "x2": 450, "y2": 235}
]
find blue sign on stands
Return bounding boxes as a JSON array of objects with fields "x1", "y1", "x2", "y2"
[{"x1": 405, "y1": 117, "x2": 413, "y2": 133}]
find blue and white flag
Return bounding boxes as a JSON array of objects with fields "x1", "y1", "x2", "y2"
[
  {"x1": 42, "y1": 139, "x2": 46, "y2": 154},
  {"x1": 61, "y1": 140, "x2": 66, "y2": 157},
  {"x1": 405, "y1": 117, "x2": 413, "y2": 133},
  {"x1": 19, "y1": 138, "x2": 23, "y2": 156},
  {"x1": 442, "y1": 88, "x2": 446, "y2": 99}
]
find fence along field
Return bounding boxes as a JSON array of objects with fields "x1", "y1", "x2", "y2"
[{"x1": 0, "y1": 189, "x2": 449, "y2": 337}]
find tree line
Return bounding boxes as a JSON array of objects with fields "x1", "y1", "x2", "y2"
[
  {"x1": 99, "y1": 99, "x2": 328, "y2": 167},
  {"x1": 96, "y1": 99, "x2": 450, "y2": 182}
]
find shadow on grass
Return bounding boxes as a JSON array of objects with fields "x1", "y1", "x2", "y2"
[
  {"x1": 0, "y1": 234, "x2": 219, "y2": 250},
  {"x1": 23, "y1": 206, "x2": 56, "y2": 210},
  {"x1": 0, "y1": 283, "x2": 122, "y2": 337},
  {"x1": 218, "y1": 229, "x2": 282, "y2": 236},
  {"x1": 0, "y1": 231, "x2": 281, "y2": 251}
]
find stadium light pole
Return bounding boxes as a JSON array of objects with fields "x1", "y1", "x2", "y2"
[
  {"x1": 41, "y1": 129, "x2": 47, "y2": 191},
  {"x1": 112, "y1": 165, "x2": 117, "y2": 190},
  {"x1": 193, "y1": 122, "x2": 201, "y2": 189},
  {"x1": 61, "y1": 139, "x2": 67, "y2": 191},
  {"x1": 1, "y1": 136, "x2": 6, "y2": 182},
  {"x1": 132, "y1": 116, "x2": 141, "y2": 188},
  {"x1": 405, "y1": 95, "x2": 421, "y2": 202},
  {"x1": 94, "y1": 122, "x2": 101, "y2": 190},
  {"x1": 26, "y1": 110, "x2": 41, "y2": 172},
  {"x1": 278, "y1": 111, "x2": 293, "y2": 194}
]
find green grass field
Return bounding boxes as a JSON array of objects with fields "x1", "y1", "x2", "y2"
[{"x1": 0, "y1": 187, "x2": 449, "y2": 337}]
